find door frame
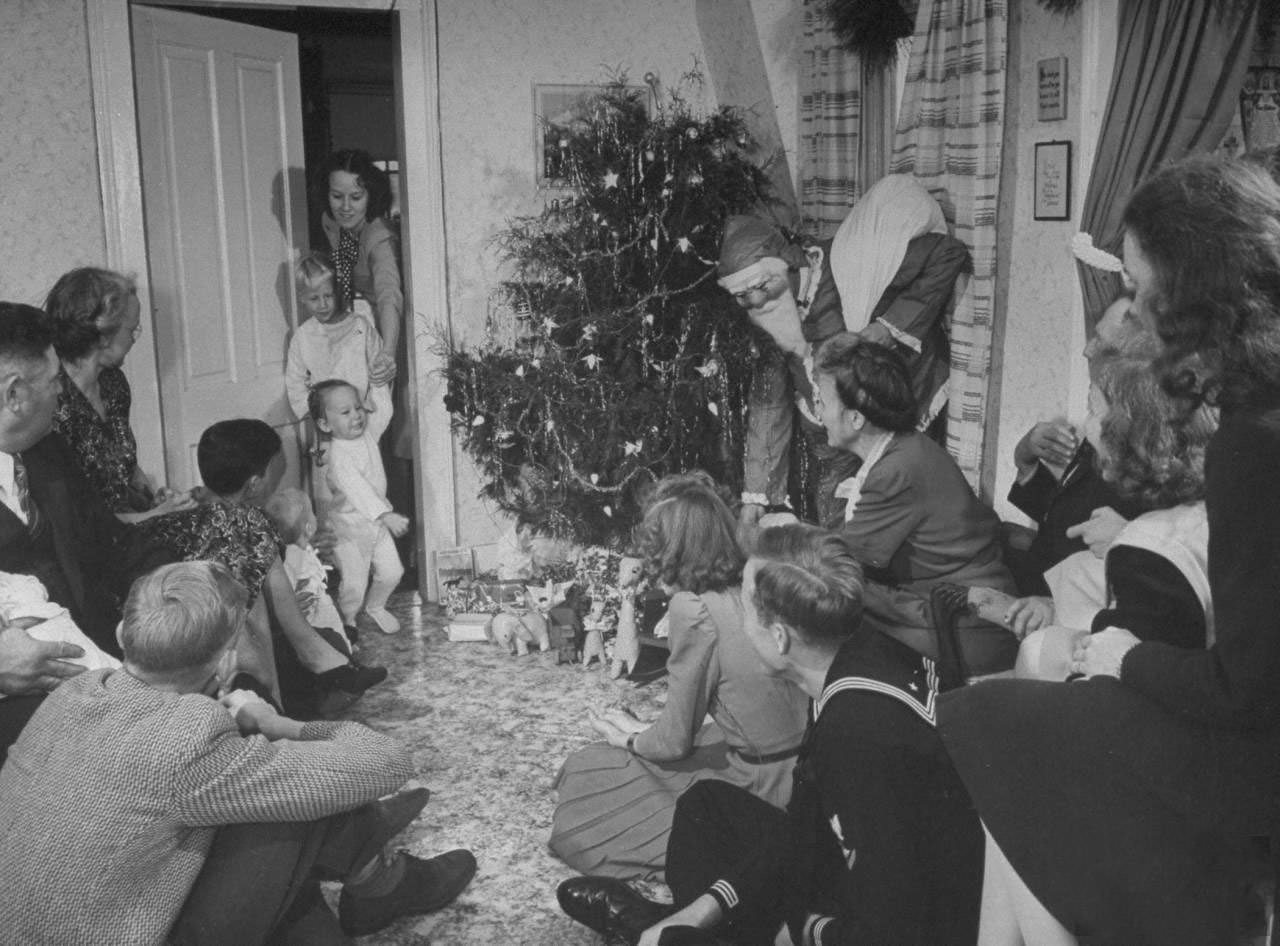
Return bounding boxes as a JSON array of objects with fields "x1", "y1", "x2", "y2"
[{"x1": 87, "y1": 0, "x2": 456, "y2": 599}]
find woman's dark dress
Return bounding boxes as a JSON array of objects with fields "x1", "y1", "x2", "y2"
[
  {"x1": 53, "y1": 367, "x2": 147, "y2": 514},
  {"x1": 939, "y1": 408, "x2": 1280, "y2": 946}
]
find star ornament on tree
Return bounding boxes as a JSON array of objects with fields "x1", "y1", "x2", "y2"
[{"x1": 603, "y1": 170, "x2": 620, "y2": 190}]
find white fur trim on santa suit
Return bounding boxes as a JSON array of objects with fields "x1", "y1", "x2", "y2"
[{"x1": 716, "y1": 256, "x2": 790, "y2": 294}]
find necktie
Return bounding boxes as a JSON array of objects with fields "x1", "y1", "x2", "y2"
[{"x1": 13, "y1": 453, "x2": 38, "y2": 532}]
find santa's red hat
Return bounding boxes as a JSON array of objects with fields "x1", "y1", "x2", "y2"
[{"x1": 717, "y1": 216, "x2": 807, "y2": 293}]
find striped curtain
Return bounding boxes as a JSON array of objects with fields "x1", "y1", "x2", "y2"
[
  {"x1": 890, "y1": 0, "x2": 1007, "y2": 489},
  {"x1": 798, "y1": 1, "x2": 864, "y2": 238}
]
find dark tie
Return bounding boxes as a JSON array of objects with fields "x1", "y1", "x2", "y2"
[{"x1": 13, "y1": 453, "x2": 38, "y2": 533}]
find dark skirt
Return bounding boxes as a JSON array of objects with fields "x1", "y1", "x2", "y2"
[{"x1": 938, "y1": 677, "x2": 1280, "y2": 946}]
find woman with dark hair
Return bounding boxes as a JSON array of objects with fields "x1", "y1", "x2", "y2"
[
  {"x1": 45, "y1": 267, "x2": 194, "y2": 523},
  {"x1": 550, "y1": 472, "x2": 809, "y2": 880},
  {"x1": 812, "y1": 333, "x2": 1018, "y2": 675},
  {"x1": 316, "y1": 149, "x2": 411, "y2": 457},
  {"x1": 941, "y1": 155, "x2": 1280, "y2": 945},
  {"x1": 1012, "y1": 353, "x2": 1218, "y2": 678}
]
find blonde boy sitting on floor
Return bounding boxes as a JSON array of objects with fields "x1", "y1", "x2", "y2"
[{"x1": 0, "y1": 560, "x2": 475, "y2": 944}]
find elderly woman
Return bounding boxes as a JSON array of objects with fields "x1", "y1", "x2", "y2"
[
  {"x1": 317, "y1": 149, "x2": 410, "y2": 458},
  {"x1": 717, "y1": 175, "x2": 968, "y2": 529},
  {"x1": 44, "y1": 268, "x2": 193, "y2": 523},
  {"x1": 550, "y1": 472, "x2": 809, "y2": 880},
  {"x1": 811, "y1": 333, "x2": 1017, "y2": 676},
  {"x1": 941, "y1": 155, "x2": 1280, "y2": 946}
]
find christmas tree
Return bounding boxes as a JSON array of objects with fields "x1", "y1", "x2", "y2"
[{"x1": 444, "y1": 74, "x2": 778, "y2": 547}]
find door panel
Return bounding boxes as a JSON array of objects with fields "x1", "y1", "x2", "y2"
[{"x1": 133, "y1": 5, "x2": 308, "y2": 490}]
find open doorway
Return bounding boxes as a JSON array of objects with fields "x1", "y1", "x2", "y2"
[
  {"x1": 90, "y1": 0, "x2": 454, "y2": 599},
  {"x1": 136, "y1": 4, "x2": 420, "y2": 588}
]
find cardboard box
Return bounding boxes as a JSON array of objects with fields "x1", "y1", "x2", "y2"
[{"x1": 446, "y1": 612, "x2": 493, "y2": 643}]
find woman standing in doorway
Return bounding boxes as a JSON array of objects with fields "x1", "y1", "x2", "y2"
[{"x1": 317, "y1": 149, "x2": 414, "y2": 550}]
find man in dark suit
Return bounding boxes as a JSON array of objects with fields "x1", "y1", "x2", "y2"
[{"x1": 0, "y1": 302, "x2": 171, "y2": 759}]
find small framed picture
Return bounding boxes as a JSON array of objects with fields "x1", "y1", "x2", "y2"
[
  {"x1": 1037, "y1": 56, "x2": 1067, "y2": 122},
  {"x1": 1034, "y1": 140, "x2": 1072, "y2": 221},
  {"x1": 435, "y1": 546, "x2": 476, "y2": 590},
  {"x1": 533, "y1": 83, "x2": 647, "y2": 188}
]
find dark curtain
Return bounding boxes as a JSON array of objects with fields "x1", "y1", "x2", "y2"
[{"x1": 1076, "y1": 0, "x2": 1259, "y2": 329}]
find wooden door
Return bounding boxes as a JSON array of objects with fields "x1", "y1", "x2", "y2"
[{"x1": 132, "y1": 5, "x2": 308, "y2": 489}]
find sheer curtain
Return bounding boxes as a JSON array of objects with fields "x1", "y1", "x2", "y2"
[
  {"x1": 1076, "y1": 0, "x2": 1259, "y2": 327},
  {"x1": 889, "y1": 0, "x2": 1008, "y2": 487}
]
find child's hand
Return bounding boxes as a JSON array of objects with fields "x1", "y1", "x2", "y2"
[
  {"x1": 378, "y1": 512, "x2": 410, "y2": 537},
  {"x1": 220, "y1": 689, "x2": 271, "y2": 733}
]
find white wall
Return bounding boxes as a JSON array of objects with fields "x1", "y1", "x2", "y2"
[
  {"x1": 0, "y1": 1, "x2": 106, "y2": 305},
  {"x1": 991, "y1": 2, "x2": 1091, "y2": 522}
]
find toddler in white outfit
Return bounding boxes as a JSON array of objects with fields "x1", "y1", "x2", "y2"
[
  {"x1": 308, "y1": 379, "x2": 406, "y2": 633},
  {"x1": 285, "y1": 251, "x2": 387, "y2": 423},
  {"x1": 0, "y1": 571, "x2": 120, "y2": 672},
  {"x1": 264, "y1": 486, "x2": 351, "y2": 654}
]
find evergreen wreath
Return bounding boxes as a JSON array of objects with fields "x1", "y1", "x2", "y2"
[{"x1": 444, "y1": 73, "x2": 778, "y2": 548}]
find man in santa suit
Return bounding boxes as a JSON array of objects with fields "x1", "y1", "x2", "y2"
[{"x1": 717, "y1": 175, "x2": 968, "y2": 533}]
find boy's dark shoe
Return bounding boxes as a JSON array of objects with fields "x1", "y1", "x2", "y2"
[{"x1": 338, "y1": 849, "x2": 477, "y2": 936}]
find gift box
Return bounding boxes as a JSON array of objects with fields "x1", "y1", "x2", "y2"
[{"x1": 446, "y1": 612, "x2": 494, "y2": 643}]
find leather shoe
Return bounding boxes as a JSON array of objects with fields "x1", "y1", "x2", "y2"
[
  {"x1": 339, "y1": 848, "x2": 476, "y2": 935},
  {"x1": 557, "y1": 876, "x2": 671, "y2": 945}
]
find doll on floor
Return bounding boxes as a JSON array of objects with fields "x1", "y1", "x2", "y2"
[
  {"x1": 264, "y1": 487, "x2": 353, "y2": 657},
  {"x1": 0, "y1": 571, "x2": 120, "y2": 671}
]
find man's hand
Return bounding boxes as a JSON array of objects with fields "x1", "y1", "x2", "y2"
[
  {"x1": 0, "y1": 620, "x2": 85, "y2": 697},
  {"x1": 1065, "y1": 506, "x2": 1127, "y2": 558},
  {"x1": 1013, "y1": 418, "x2": 1077, "y2": 479},
  {"x1": 378, "y1": 512, "x2": 410, "y2": 537}
]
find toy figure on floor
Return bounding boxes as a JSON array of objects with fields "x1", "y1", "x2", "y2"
[{"x1": 717, "y1": 174, "x2": 968, "y2": 532}]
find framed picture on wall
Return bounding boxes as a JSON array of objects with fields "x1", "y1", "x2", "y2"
[
  {"x1": 1037, "y1": 56, "x2": 1068, "y2": 122},
  {"x1": 1240, "y1": 66, "x2": 1280, "y2": 153},
  {"x1": 1034, "y1": 141, "x2": 1072, "y2": 221},
  {"x1": 533, "y1": 83, "x2": 648, "y2": 188}
]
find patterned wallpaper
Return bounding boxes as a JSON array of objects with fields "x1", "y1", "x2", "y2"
[{"x1": 0, "y1": 0, "x2": 106, "y2": 306}]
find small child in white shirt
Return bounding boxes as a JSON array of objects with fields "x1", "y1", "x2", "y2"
[
  {"x1": 285, "y1": 252, "x2": 388, "y2": 423},
  {"x1": 308, "y1": 379, "x2": 406, "y2": 633},
  {"x1": 0, "y1": 571, "x2": 120, "y2": 672},
  {"x1": 263, "y1": 486, "x2": 351, "y2": 655}
]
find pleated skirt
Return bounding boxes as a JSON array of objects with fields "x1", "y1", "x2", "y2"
[{"x1": 549, "y1": 722, "x2": 794, "y2": 881}]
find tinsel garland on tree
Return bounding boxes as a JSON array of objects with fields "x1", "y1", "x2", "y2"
[{"x1": 444, "y1": 77, "x2": 778, "y2": 548}]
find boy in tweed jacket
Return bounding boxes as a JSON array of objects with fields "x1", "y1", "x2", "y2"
[{"x1": 0, "y1": 561, "x2": 474, "y2": 945}]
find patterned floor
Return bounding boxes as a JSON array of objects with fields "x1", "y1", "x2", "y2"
[{"x1": 335, "y1": 591, "x2": 669, "y2": 945}]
